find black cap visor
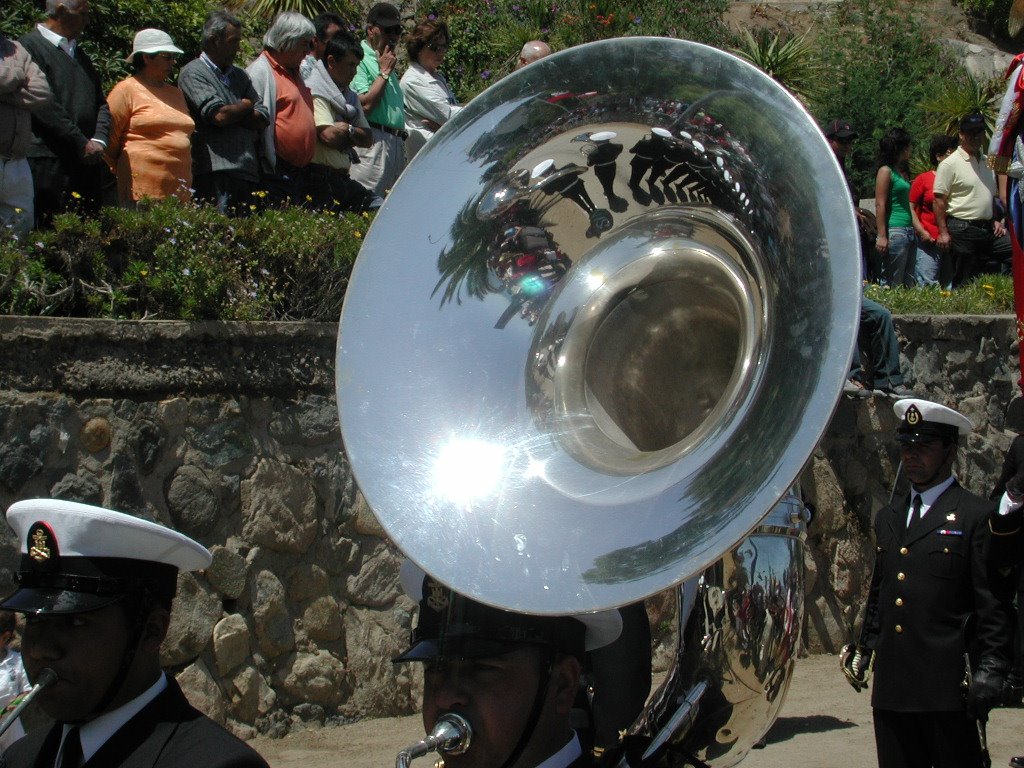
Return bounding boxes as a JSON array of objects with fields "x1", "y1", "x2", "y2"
[
  {"x1": 897, "y1": 423, "x2": 958, "y2": 445},
  {"x1": 0, "y1": 586, "x2": 123, "y2": 615}
]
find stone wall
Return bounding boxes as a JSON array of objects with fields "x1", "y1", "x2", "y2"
[{"x1": 0, "y1": 315, "x2": 1019, "y2": 734}]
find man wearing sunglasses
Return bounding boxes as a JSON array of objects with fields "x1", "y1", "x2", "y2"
[{"x1": 350, "y1": 2, "x2": 406, "y2": 198}]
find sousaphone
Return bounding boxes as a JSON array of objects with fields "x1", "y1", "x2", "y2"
[{"x1": 337, "y1": 36, "x2": 859, "y2": 765}]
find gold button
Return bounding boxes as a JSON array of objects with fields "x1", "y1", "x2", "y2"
[
  {"x1": 943, "y1": 547, "x2": 949, "y2": 554},
  {"x1": 897, "y1": 572, "x2": 906, "y2": 581},
  {"x1": 895, "y1": 598, "x2": 904, "y2": 606},
  {"x1": 895, "y1": 625, "x2": 903, "y2": 633},
  {"x1": 900, "y1": 547, "x2": 908, "y2": 555}
]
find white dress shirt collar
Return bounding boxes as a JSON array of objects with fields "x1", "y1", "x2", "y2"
[
  {"x1": 36, "y1": 24, "x2": 76, "y2": 58},
  {"x1": 534, "y1": 732, "x2": 582, "y2": 768},
  {"x1": 60, "y1": 672, "x2": 168, "y2": 765},
  {"x1": 907, "y1": 475, "x2": 956, "y2": 525}
]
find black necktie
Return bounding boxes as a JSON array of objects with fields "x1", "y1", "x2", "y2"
[
  {"x1": 911, "y1": 494, "x2": 923, "y2": 525},
  {"x1": 56, "y1": 726, "x2": 82, "y2": 768}
]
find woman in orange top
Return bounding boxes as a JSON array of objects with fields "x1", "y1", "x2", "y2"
[{"x1": 106, "y1": 29, "x2": 195, "y2": 205}]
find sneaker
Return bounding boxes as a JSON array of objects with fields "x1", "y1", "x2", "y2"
[{"x1": 843, "y1": 379, "x2": 872, "y2": 399}]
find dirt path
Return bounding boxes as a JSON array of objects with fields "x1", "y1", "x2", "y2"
[{"x1": 250, "y1": 654, "x2": 1023, "y2": 768}]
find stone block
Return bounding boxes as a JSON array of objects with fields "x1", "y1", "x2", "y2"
[
  {"x1": 342, "y1": 606, "x2": 418, "y2": 716},
  {"x1": 80, "y1": 417, "x2": 111, "y2": 453},
  {"x1": 49, "y1": 471, "x2": 102, "y2": 505},
  {"x1": 302, "y1": 596, "x2": 343, "y2": 642},
  {"x1": 109, "y1": 452, "x2": 146, "y2": 516},
  {"x1": 228, "y1": 665, "x2": 263, "y2": 724},
  {"x1": 207, "y1": 546, "x2": 248, "y2": 599},
  {"x1": 162, "y1": 572, "x2": 222, "y2": 666},
  {"x1": 351, "y1": 492, "x2": 386, "y2": 538},
  {"x1": 214, "y1": 613, "x2": 251, "y2": 676},
  {"x1": 252, "y1": 569, "x2": 294, "y2": 659},
  {"x1": 345, "y1": 540, "x2": 401, "y2": 608},
  {"x1": 167, "y1": 465, "x2": 220, "y2": 537},
  {"x1": 177, "y1": 658, "x2": 227, "y2": 725},
  {"x1": 0, "y1": 441, "x2": 41, "y2": 492},
  {"x1": 287, "y1": 564, "x2": 330, "y2": 602},
  {"x1": 268, "y1": 395, "x2": 340, "y2": 446},
  {"x1": 158, "y1": 397, "x2": 188, "y2": 426},
  {"x1": 241, "y1": 459, "x2": 318, "y2": 554},
  {"x1": 276, "y1": 650, "x2": 347, "y2": 707}
]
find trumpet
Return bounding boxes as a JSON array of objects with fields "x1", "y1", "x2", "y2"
[
  {"x1": 396, "y1": 713, "x2": 472, "y2": 768},
  {"x1": 0, "y1": 667, "x2": 57, "y2": 740}
]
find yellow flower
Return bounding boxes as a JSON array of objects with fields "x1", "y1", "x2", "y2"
[
  {"x1": 940, "y1": 290, "x2": 951, "y2": 297},
  {"x1": 354, "y1": 231, "x2": 362, "y2": 239},
  {"x1": 71, "y1": 191, "x2": 82, "y2": 199},
  {"x1": 982, "y1": 284, "x2": 994, "y2": 290},
  {"x1": 140, "y1": 269, "x2": 149, "y2": 277}
]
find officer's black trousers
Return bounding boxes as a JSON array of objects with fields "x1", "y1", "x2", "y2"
[{"x1": 873, "y1": 709, "x2": 983, "y2": 768}]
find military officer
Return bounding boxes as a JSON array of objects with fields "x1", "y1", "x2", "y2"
[
  {"x1": 394, "y1": 562, "x2": 624, "y2": 768},
  {"x1": 0, "y1": 499, "x2": 269, "y2": 768},
  {"x1": 841, "y1": 399, "x2": 1011, "y2": 768}
]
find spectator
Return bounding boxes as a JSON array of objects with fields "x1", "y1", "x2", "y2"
[
  {"x1": 105, "y1": 30, "x2": 195, "y2": 205},
  {"x1": 910, "y1": 134, "x2": 958, "y2": 287},
  {"x1": 179, "y1": 11, "x2": 269, "y2": 215},
  {"x1": 300, "y1": 12, "x2": 344, "y2": 79},
  {"x1": 0, "y1": 609, "x2": 30, "y2": 754},
  {"x1": 934, "y1": 113, "x2": 1012, "y2": 287},
  {"x1": 351, "y1": 3, "x2": 406, "y2": 197},
  {"x1": 0, "y1": 32, "x2": 51, "y2": 239},
  {"x1": 517, "y1": 40, "x2": 551, "y2": 69},
  {"x1": 874, "y1": 127, "x2": 917, "y2": 287},
  {"x1": 19, "y1": 0, "x2": 111, "y2": 225},
  {"x1": 400, "y1": 18, "x2": 462, "y2": 162},
  {"x1": 246, "y1": 11, "x2": 318, "y2": 208},
  {"x1": 824, "y1": 119, "x2": 876, "y2": 280},
  {"x1": 303, "y1": 32, "x2": 380, "y2": 212},
  {"x1": 826, "y1": 119, "x2": 914, "y2": 399}
]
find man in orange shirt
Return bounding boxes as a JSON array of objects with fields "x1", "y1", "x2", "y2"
[{"x1": 246, "y1": 11, "x2": 317, "y2": 208}]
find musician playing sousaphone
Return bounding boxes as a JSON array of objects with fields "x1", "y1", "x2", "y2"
[{"x1": 395, "y1": 562, "x2": 634, "y2": 768}]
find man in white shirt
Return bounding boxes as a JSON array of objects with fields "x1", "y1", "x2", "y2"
[
  {"x1": 0, "y1": 499, "x2": 268, "y2": 768},
  {"x1": 394, "y1": 563, "x2": 622, "y2": 768}
]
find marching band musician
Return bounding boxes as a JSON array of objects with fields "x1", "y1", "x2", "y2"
[
  {"x1": 0, "y1": 499, "x2": 268, "y2": 768},
  {"x1": 841, "y1": 399, "x2": 1012, "y2": 768},
  {"x1": 394, "y1": 562, "x2": 626, "y2": 768}
]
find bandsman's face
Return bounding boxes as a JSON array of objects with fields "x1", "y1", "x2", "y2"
[
  {"x1": 21, "y1": 605, "x2": 131, "y2": 722},
  {"x1": 900, "y1": 438, "x2": 952, "y2": 489},
  {"x1": 421, "y1": 646, "x2": 579, "y2": 768}
]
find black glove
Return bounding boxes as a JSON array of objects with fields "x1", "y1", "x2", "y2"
[
  {"x1": 840, "y1": 644, "x2": 873, "y2": 692},
  {"x1": 966, "y1": 657, "x2": 1006, "y2": 718}
]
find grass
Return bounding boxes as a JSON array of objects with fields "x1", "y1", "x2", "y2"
[{"x1": 864, "y1": 274, "x2": 1016, "y2": 315}]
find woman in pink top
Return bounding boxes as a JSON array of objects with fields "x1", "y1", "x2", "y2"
[
  {"x1": 106, "y1": 29, "x2": 195, "y2": 205},
  {"x1": 909, "y1": 134, "x2": 958, "y2": 286}
]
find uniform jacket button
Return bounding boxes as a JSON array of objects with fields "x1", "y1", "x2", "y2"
[
  {"x1": 897, "y1": 572, "x2": 906, "y2": 581},
  {"x1": 895, "y1": 624, "x2": 903, "y2": 633},
  {"x1": 900, "y1": 547, "x2": 908, "y2": 555},
  {"x1": 895, "y1": 598, "x2": 903, "y2": 606}
]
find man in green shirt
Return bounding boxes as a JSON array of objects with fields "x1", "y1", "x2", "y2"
[{"x1": 350, "y1": 2, "x2": 406, "y2": 197}]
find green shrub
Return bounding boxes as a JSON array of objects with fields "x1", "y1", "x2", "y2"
[
  {"x1": 810, "y1": 0, "x2": 964, "y2": 199},
  {"x1": 0, "y1": 200, "x2": 366, "y2": 321},
  {"x1": 422, "y1": 0, "x2": 733, "y2": 102}
]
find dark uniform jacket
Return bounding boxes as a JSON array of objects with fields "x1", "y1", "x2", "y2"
[
  {"x1": 0, "y1": 678, "x2": 268, "y2": 768},
  {"x1": 16, "y1": 29, "x2": 110, "y2": 170},
  {"x1": 860, "y1": 481, "x2": 1011, "y2": 712}
]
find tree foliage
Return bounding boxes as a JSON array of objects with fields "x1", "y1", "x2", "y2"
[{"x1": 809, "y1": 0, "x2": 962, "y2": 198}]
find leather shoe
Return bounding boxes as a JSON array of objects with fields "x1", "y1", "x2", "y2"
[{"x1": 1008, "y1": 756, "x2": 1024, "y2": 768}]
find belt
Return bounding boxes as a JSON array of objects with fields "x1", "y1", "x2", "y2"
[
  {"x1": 369, "y1": 122, "x2": 408, "y2": 140},
  {"x1": 949, "y1": 215, "x2": 992, "y2": 226}
]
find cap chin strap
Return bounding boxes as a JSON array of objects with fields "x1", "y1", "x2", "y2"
[{"x1": 496, "y1": 650, "x2": 556, "y2": 768}]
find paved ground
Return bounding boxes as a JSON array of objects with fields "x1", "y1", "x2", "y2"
[{"x1": 250, "y1": 654, "x2": 1023, "y2": 768}]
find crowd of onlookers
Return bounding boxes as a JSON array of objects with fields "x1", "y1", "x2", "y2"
[
  {"x1": 826, "y1": 115, "x2": 1013, "y2": 292},
  {"x1": 0, "y1": 0, "x2": 555, "y2": 240}
]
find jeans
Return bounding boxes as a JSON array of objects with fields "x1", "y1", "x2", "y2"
[
  {"x1": 850, "y1": 297, "x2": 903, "y2": 390},
  {"x1": 945, "y1": 217, "x2": 1012, "y2": 287},
  {"x1": 880, "y1": 225, "x2": 917, "y2": 287},
  {"x1": 915, "y1": 240, "x2": 945, "y2": 287}
]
